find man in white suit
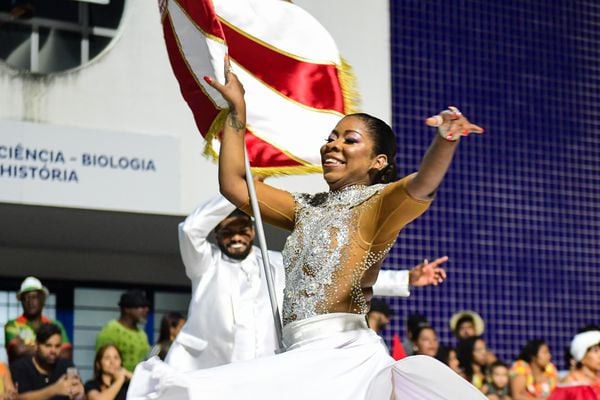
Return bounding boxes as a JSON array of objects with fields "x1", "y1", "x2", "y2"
[{"x1": 165, "y1": 194, "x2": 448, "y2": 372}]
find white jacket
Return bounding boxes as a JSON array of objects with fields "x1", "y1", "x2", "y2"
[{"x1": 165, "y1": 195, "x2": 411, "y2": 372}]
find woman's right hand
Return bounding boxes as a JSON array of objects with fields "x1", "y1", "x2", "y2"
[
  {"x1": 203, "y1": 54, "x2": 246, "y2": 123},
  {"x1": 111, "y1": 368, "x2": 130, "y2": 383},
  {"x1": 425, "y1": 106, "x2": 484, "y2": 141},
  {"x1": 53, "y1": 375, "x2": 74, "y2": 397}
]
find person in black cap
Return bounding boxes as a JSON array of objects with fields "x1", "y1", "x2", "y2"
[
  {"x1": 95, "y1": 290, "x2": 150, "y2": 372},
  {"x1": 367, "y1": 298, "x2": 394, "y2": 334}
]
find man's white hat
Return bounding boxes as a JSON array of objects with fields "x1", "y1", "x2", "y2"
[
  {"x1": 16, "y1": 276, "x2": 50, "y2": 301},
  {"x1": 570, "y1": 330, "x2": 600, "y2": 362},
  {"x1": 449, "y1": 310, "x2": 485, "y2": 336}
]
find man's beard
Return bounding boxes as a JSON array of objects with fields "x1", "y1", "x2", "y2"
[
  {"x1": 219, "y1": 241, "x2": 253, "y2": 260},
  {"x1": 35, "y1": 352, "x2": 56, "y2": 371}
]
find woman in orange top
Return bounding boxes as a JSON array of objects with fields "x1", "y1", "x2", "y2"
[{"x1": 511, "y1": 339, "x2": 558, "y2": 399}]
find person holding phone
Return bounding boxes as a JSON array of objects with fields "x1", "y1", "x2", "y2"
[
  {"x1": 10, "y1": 323, "x2": 84, "y2": 400},
  {"x1": 85, "y1": 344, "x2": 131, "y2": 400}
]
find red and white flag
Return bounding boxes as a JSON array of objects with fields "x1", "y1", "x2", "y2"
[{"x1": 160, "y1": 0, "x2": 359, "y2": 175}]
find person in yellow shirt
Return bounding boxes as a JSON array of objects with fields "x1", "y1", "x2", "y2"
[{"x1": 96, "y1": 290, "x2": 150, "y2": 372}]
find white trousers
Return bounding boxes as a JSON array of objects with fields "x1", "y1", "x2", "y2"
[{"x1": 128, "y1": 313, "x2": 486, "y2": 400}]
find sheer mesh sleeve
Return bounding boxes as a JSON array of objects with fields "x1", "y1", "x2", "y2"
[
  {"x1": 238, "y1": 181, "x2": 296, "y2": 231},
  {"x1": 360, "y1": 173, "x2": 433, "y2": 246}
]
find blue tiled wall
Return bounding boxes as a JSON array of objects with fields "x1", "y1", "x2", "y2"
[{"x1": 384, "y1": 0, "x2": 599, "y2": 369}]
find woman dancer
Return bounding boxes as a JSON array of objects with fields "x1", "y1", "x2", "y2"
[{"x1": 128, "y1": 58, "x2": 486, "y2": 399}]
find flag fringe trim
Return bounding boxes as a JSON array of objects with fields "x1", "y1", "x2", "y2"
[
  {"x1": 338, "y1": 56, "x2": 361, "y2": 114},
  {"x1": 251, "y1": 164, "x2": 323, "y2": 177},
  {"x1": 203, "y1": 108, "x2": 228, "y2": 159}
]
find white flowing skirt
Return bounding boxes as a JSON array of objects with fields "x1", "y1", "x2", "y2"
[{"x1": 128, "y1": 313, "x2": 486, "y2": 400}]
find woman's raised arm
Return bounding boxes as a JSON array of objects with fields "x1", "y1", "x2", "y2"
[
  {"x1": 203, "y1": 55, "x2": 249, "y2": 207},
  {"x1": 203, "y1": 57, "x2": 296, "y2": 230},
  {"x1": 407, "y1": 107, "x2": 484, "y2": 200}
]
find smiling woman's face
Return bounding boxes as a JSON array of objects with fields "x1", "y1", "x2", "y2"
[{"x1": 320, "y1": 116, "x2": 386, "y2": 191}]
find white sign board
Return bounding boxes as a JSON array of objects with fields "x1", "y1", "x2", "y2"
[{"x1": 0, "y1": 120, "x2": 179, "y2": 214}]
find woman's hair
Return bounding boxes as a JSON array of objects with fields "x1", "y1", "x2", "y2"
[
  {"x1": 413, "y1": 325, "x2": 435, "y2": 343},
  {"x1": 436, "y1": 345, "x2": 455, "y2": 366},
  {"x1": 348, "y1": 113, "x2": 398, "y2": 184},
  {"x1": 154, "y1": 312, "x2": 185, "y2": 360},
  {"x1": 564, "y1": 346, "x2": 574, "y2": 370},
  {"x1": 456, "y1": 336, "x2": 486, "y2": 381},
  {"x1": 94, "y1": 343, "x2": 122, "y2": 383},
  {"x1": 517, "y1": 339, "x2": 547, "y2": 363},
  {"x1": 157, "y1": 311, "x2": 185, "y2": 344}
]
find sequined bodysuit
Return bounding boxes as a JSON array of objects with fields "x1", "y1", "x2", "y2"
[{"x1": 245, "y1": 174, "x2": 431, "y2": 326}]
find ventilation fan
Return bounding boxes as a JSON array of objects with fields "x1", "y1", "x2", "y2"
[{"x1": 0, "y1": 0, "x2": 123, "y2": 74}]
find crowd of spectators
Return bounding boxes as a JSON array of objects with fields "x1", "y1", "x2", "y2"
[
  {"x1": 1, "y1": 276, "x2": 597, "y2": 400},
  {"x1": 386, "y1": 307, "x2": 600, "y2": 400},
  {"x1": 1, "y1": 277, "x2": 185, "y2": 400}
]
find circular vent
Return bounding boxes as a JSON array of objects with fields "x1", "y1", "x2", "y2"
[{"x1": 0, "y1": 0, "x2": 126, "y2": 74}]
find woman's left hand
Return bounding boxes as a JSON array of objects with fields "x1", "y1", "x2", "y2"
[
  {"x1": 203, "y1": 55, "x2": 246, "y2": 114},
  {"x1": 426, "y1": 106, "x2": 484, "y2": 141}
]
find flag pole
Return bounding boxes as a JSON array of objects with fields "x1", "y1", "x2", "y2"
[{"x1": 243, "y1": 146, "x2": 284, "y2": 352}]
